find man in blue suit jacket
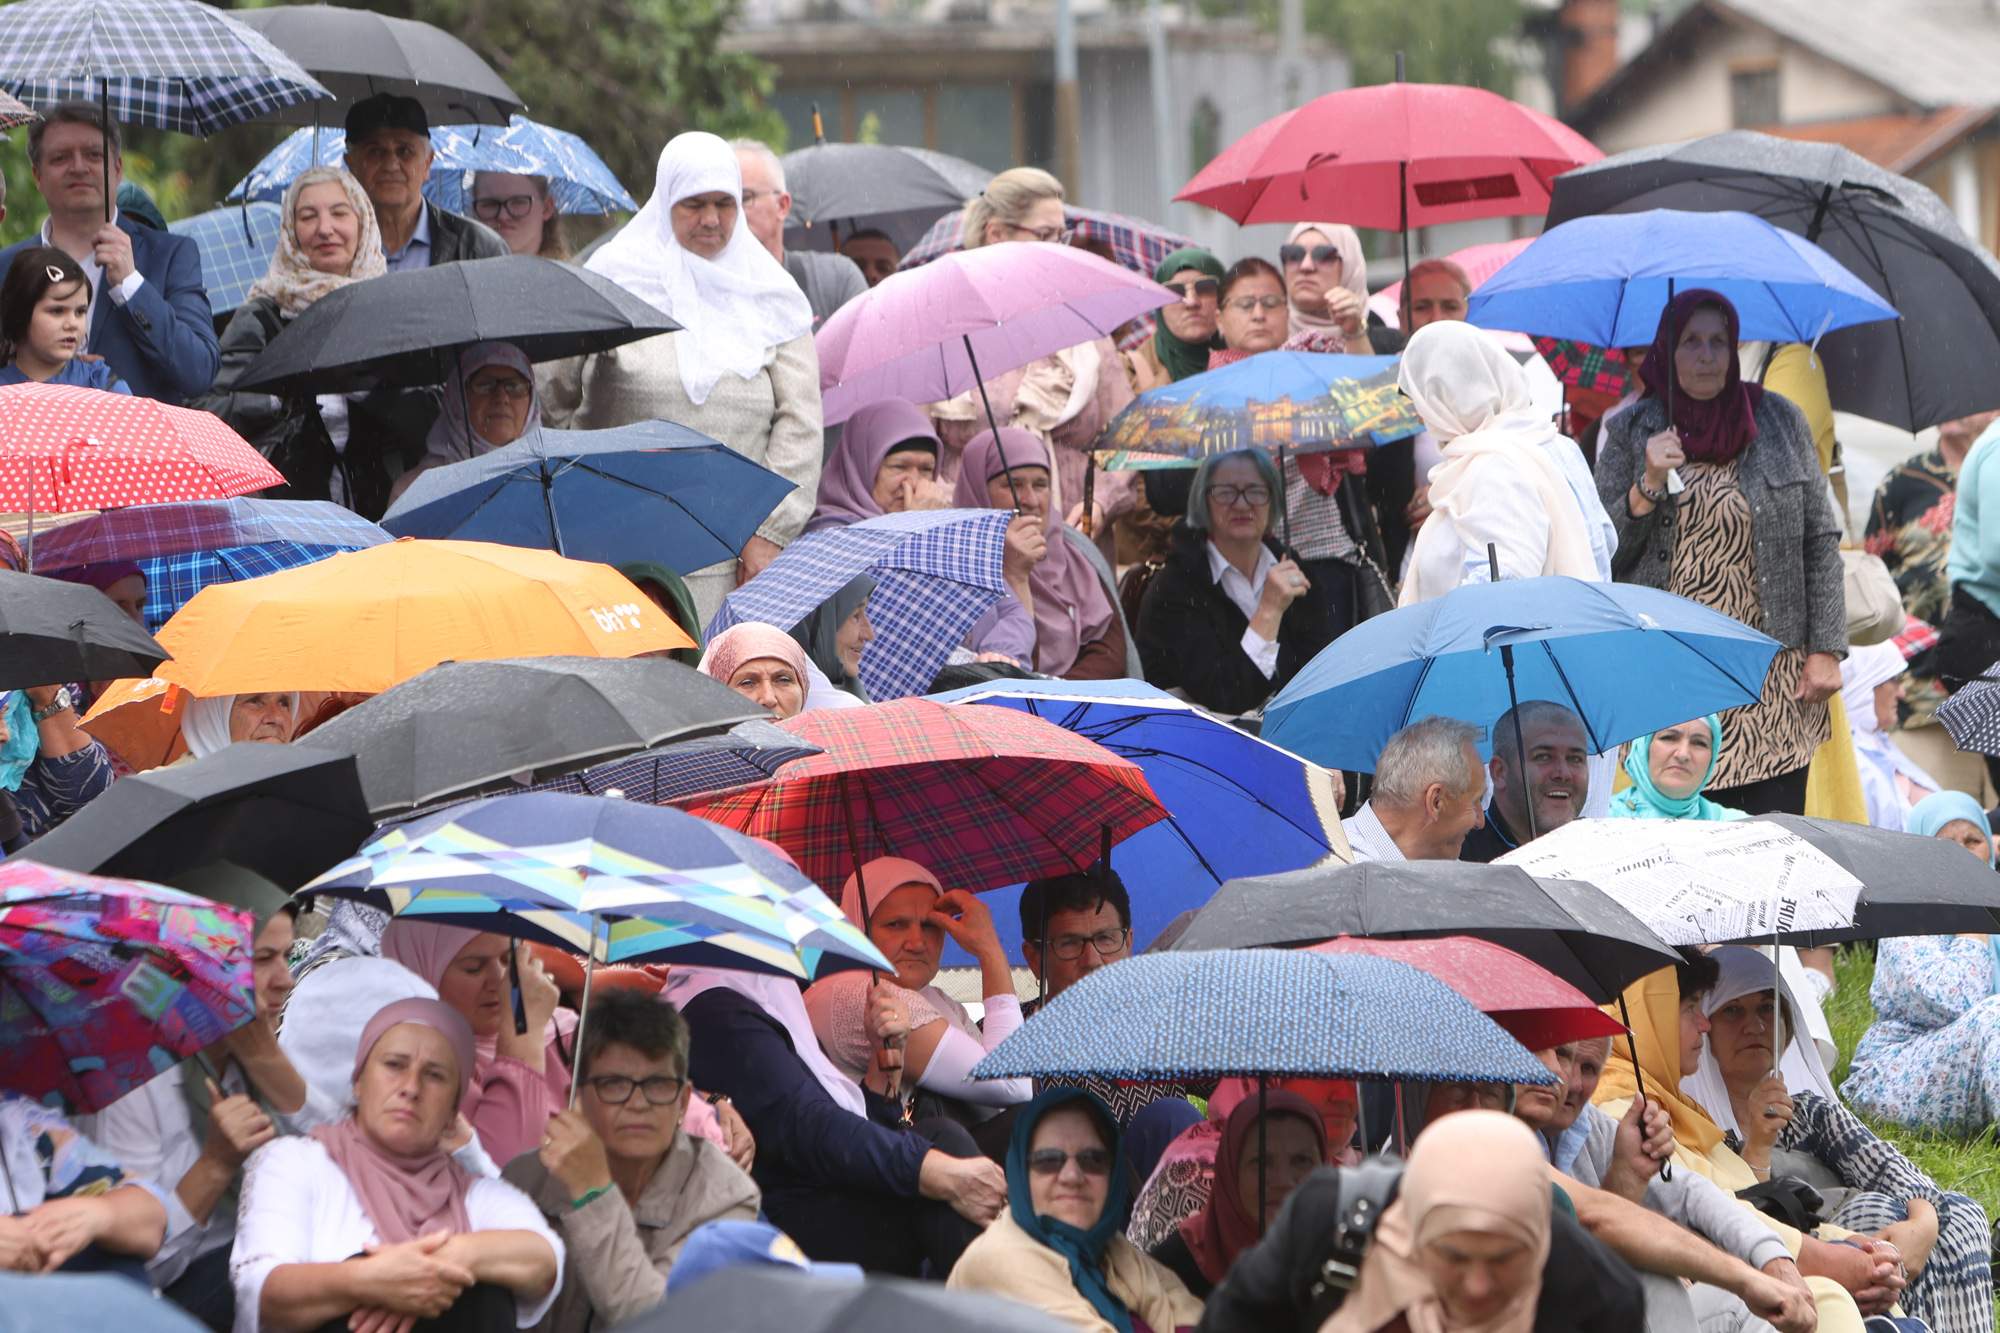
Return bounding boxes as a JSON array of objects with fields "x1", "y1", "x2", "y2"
[{"x1": 0, "y1": 103, "x2": 219, "y2": 404}]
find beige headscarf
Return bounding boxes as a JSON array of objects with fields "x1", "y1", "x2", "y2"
[
  {"x1": 1285, "y1": 222, "x2": 1367, "y2": 337},
  {"x1": 246, "y1": 167, "x2": 387, "y2": 318}
]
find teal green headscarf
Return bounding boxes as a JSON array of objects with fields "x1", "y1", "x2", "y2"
[
  {"x1": 1007, "y1": 1087, "x2": 1132, "y2": 1333},
  {"x1": 1607, "y1": 715, "x2": 1746, "y2": 822},
  {"x1": 1151, "y1": 247, "x2": 1225, "y2": 383},
  {"x1": 0, "y1": 692, "x2": 38, "y2": 792},
  {"x1": 617, "y1": 561, "x2": 703, "y2": 668}
]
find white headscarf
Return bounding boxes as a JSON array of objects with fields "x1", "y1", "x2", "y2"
[
  {"x1": 1840, "y1": 640, "x2": 1940, "y2": 829},
  {"x1": 585, "y1": 131, "x2": 813, "y2": 405},
  {"x1": 663, "y1": 967, "x2": 868, "y2": 1116},
  {"x1": 1680, "y1": 945, "x2": 1839, "y2": 1138},
  {"x1": 178, "y1": 693, "x2": 297, "y2": 759},
  {"x1": 1284, "y1": 222, "x2": 1366, "y2": 337},
  {"x1": 424, "y1": 341, "x2": 541, "y2": 467}
]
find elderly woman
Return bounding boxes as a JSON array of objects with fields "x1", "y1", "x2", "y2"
[
  {"x1": 469, "y1": 172, "x2": 566, "y2": 258},
  {"x1": 1608, "y1": 717, "x2": 1745, "y2": 822},
  {"x1": 1596, "y1": 290, "x2": 1846, "y2": 816},
  {"x1": 177, "y1": 693, "x2": 297, "y2": 760},
  {"x1": 948, "y1": 1088, "x2": 1203, "y2": 1332},
  {"x1": 1685, "y1": 946, "x2": 1992, "y2": 1333},
  {"x1": 0, "y1": 1094, "x2": 167, "y2": 1278},
  {"x1": 501, "y1": 991, "x2": 759, "y2": 1332},
  {"x1": 1125, "y1": 247, "x2": 1224, "y2": 392},
  {"x1": 807, "y1": 398, "x2": 948, "y2": 533},
  {"x1": 697, "y1": 623, "x2": 812, "y2": 719},
  {"x1": 386, "y1": 342, "x2": 542, "y2": 506},
  {"x1": 547, "y1": 131, "x2": 820, "y2": 627},
  {"x1": 1135, "y1": 447, "x2": 1335, "y2": 716},
  {"x1": 1841, "y1": 640, "x2": 1938, "y2": 832},
  {"x1": 231, "y1": 998, "x2": 562, "y2": 1332},
  {"x1": 804, "y1": 857, "x2": 1032, "y2": 1120},
  {"x1": 788, "y1": 576, "x2": 874, "y2": 705},
  {"x1": 1279, "y1": 223, "x2": 1371, "y2": 352},
  {"x1": 1208, "y1": 259, "x2": 1288, "y2": 368},
  {"x1": 1400, "y1": 258, "x2": 1473, "y2": 334}
]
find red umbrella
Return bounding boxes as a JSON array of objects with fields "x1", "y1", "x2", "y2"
[
  {"x1": 1313, "y1": 934, "x2": 1625, "y2": 1052},
  {"x1": 677, "y1": 698, "x2": 1166, "y2": 896}
]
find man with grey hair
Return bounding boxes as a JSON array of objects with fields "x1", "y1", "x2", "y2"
[
  {"x1": 1462, "y1": 699, "x2": 1591, "y2": 862},
  {"x1": 731, "y1": 138, "x2": 866, "y2": 327},
  {"x1": 1342, "y1": 716, "x2": 1486, "y2": 862}
]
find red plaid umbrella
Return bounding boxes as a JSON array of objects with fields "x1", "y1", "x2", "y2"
[
  {"x1": 677, "y1": 699, "x2": 1167, "y2": 894},
  {"x1": 1312, "y1": 935, "x2": 1625, "y2": 1052},
  {"x1": 0, "y1": 383, "x2": 283, "y2": 513}
]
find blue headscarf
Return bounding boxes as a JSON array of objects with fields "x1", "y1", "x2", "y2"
[
  {"x1": 0, "y1": 692, "x2": 38, "y2": 792},
  {"x1": 1905, "y1": 791, "x2": 2000, "y2": 990},
  {"x1": 1006, "y1": 1087, "x2": 1132, "y2": 1333},
  {"x1": 1607, "y1": 715, "x2": 1746, "y2": 822}
]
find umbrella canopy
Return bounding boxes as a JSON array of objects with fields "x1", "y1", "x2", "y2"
[
  {"x1": 21, "y1": 743, "x2": 372, "y2": 892},
  {"x1": 78, "y1": 676, "x2": 194, "y2": 771},
  {"x1": 1312, "y1": 936, "x2": 1626, "y2": 1052},
  {"x1": 678, "y1": 698, "x2": 1166, "y2": 896},
  {"x1": 296, "y1": 656, "x2": 766, "y2": 815},
  {"x1": 815, "y1": 244, "x2": 1176, "y2": 426},
  {"x1": 1465, "y1": 209, "x2": 1898, "y2": 347},
  {"x1": 971, "y1": 950, "x2": 1561, "y2": 1085},
  {"x1": 380, "y1": 422, "x2": 795, "y2": 573},
  {"x1": 628, "y1": 1268, "x2": 1070, "y2": 1333},
  {"x1": 170, "y1": 201, "x2": 283, "y2": 317},
  {"x1": 232, "y1": 256, "x2": 679, "y2": 395},
  {"x1": 0, "y1": 384, "x2": 284, "y2": 515},
  {"x1": 1752, "y1": 812, "x2": 2000, "y2": 942},
  {"x1": 709, "y1": 509, "x2": 1012, "y2": 702},
  {"x1": 1545, "y1": 130, "x2": 2000, "y2": 431},
  {"x1": 1171, "y1": 860, "x2": 1678, "y2": 1003},
  {"x1": 1097, "y1": 352, "x2": 1423, "y2": 461},
  {"x1": 1533, "y1": 337, "x2": 1629, "y2": 395},
  {"x1": 1177, "y1": 81, "x2": 1599, "y2": 230},
  {"x1": 1262, "y1": 576, "x2": 1781, "y2": 773},
  {"x1": 0, "y1": 573, "x2": 166, "y2": 691},
  {"x1": 781, "y1": 142, "x2": 992, "y2": 254},
  {"x1": 1936, "y1": 666, "x2": 2000, "y2": 757},
  {"x1": 900, "y1": 204, "x2": 1198, "y2": 276},
  {"x1": 0, "y1": 862, "x2": 255, "y2": 1111},
  {"x1": 0, "y1": 89, "x2": 37, "y2": 131},
  {"x1": 231, "y1": 5, "x2": 520, "y2": 127},
  {"x1": 530, "y1": 719, "x2": 824, "y2": 808},
  {"x1": 149, "y1": 539, "x2": 695, "y2": 696}
]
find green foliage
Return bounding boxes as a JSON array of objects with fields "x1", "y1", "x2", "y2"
[{"x1": 1191, "y1": 0, "x2": 1526, "y2": 93}]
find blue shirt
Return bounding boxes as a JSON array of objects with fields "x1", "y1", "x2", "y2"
[
  {"x1": 382, "y1": 204, "x2": 433, "y2": 272},
  {"x1": 0, "y1": 359, "x2": 131, "y2": 393}
]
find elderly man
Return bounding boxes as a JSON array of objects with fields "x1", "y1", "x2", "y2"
[
  {"x1": 344, "y1": 94, "x2": 507, "y2": 270},
  {"x1": 731, "y1": 139, "x2": 867, "y2": 326},
  {"x1": 1342, "y1": 716, "x2": 1486, "y2": 863},
  {"x1": 0, "y1": 104, "x2": 218, "y2": 403},
  {"x1": 1461, "y1": 700, "x2": 1590, "y2": 863},
  {"x1": 840, "y1": 229, "x2": 901, "y2": 288}
]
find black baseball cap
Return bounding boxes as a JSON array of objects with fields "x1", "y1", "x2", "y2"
[{"x1": 344, "y1": 93, "x2": 430, "y2": 142}]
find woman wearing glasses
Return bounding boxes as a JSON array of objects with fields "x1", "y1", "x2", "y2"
[
  {"x1": 949, "y1": 1088, "x2": 1204, "y2": 1333},
  {"x1": 469, "y1": 173, "x2": 566, "y2": 259},
  {"x1": 387, "y1": 340, "x2": 543, "y2": 505}
]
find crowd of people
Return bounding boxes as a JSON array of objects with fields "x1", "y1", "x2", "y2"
[{"x1": 4, "y1": 70, "x2": 2000, "y2": 1333}]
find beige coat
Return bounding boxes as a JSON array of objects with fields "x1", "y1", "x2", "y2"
[
  {"x1": 502, "y1": 1130, "x2": 760, "y2": 1332},
  {"x1": 947, "y1": 1211, "x2": 1205, "y2": 1333}
]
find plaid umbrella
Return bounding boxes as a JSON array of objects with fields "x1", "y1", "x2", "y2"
[
  {"x1": 1531, "y1": 337, "x2": 1629, "y2": 395},
  {"x1": 530, "y1": 720, "x2": 824, "y2": 807},
  {"x1": 676, "y1": 698, "x2": 1167, "y2": 896},
  {"x1": 710, "y1": 509, "x2": 1012, "y2": 702},
  {"x1": 0, "y1": 861, "x2": 256, "y2": 1112},
  {"x1": 0, "y1": 0, "x2": 329, "y2": 137},
  {"x1": 169, "y1": 202, "x2": 283, "y2": 316},
  {"x1": 0, "y1": 90, "x2": 37, "y2": 131},
  {"x1": 1096, "y1": 351, "x2": 1423, "y2": 461},
  {"x1": 900, "y1": 204, "x2": 1197, "y2": 275}
]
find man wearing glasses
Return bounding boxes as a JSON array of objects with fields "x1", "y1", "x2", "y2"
[
  {"x1": 730, "y1": 139, "x2": 867, "y2": 328},
  {"x1": 343, "y1": 94, "x2": 508, "y2": 271}
]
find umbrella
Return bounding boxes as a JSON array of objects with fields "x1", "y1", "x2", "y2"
[
  {"x1": 1095, "y1": 352, "x2": 1423, "y2": 462},
  {"x1": 167, "y1": 201, "x2": 284, "y2": 318},
  {"x1": 1936, "y1": 665, "x2": 2000, "y2": 757},
  {"x1": 780, "y1": 142, "x2": 992, "y2": 255},
  {"x1": 295, "y1": 656, "x2": 767, "y2": 815},
  {"x1": 1312, "y1": 936, "x2": 1626, "y2": 1052},
  {"x1": 379, "y1": 421, "x2": 796, "y2": 572},
  {"x1": 899, "y1": 204, "x2": 1198, "y2": 276},
  {"x1": 148, "y1": 539, "x2": 695, "y2": 696},
  {"x1": 231, "y1": 256, "x2": 679, "y2": 396},
  {"x1": 530, "y1": 719, "x2": 824, "y2": 808},
  {"x1": 629, "y1": 1268, "x2": 1070, "y2": 1333},
  {"x1": 1532, "y1": 337, "x2": 1629, "y2": 395},
  {"x1": 1465, "y1": 209, "x2": 1899, "y2": 348},
  {"x1": 677, "y1": 698, "x2": 1167, "y2": 897},
  {"x1": 1751, "y1": 813, "x2": 2000, "y2": 942},
  {"x1": 20, "y1": 743, "x2": 373, "y2": 892},
  {"x1": 78, "y1": 676, "x2": 193, "y2": 771},
  {"x1": 929, "y1": 678, "x2": 1347, "y2": 965},
  {"x1": 230, "y1": 6, "x2": 520, "y2": 127},
  {"x1": 1170, "y1": 859, "x2": 1679, "y2": 1004},
  {"x1": 1262, "y1": 576, "x2": 1782, "y2": 776},
  {"x1": 0, "y1": 573, "x2": 166, "y2": 691},
  {"x1": 815, "y1": 243, "x2": 1176, "y2": 431},
  {"x1": 0, "y1": 861, "x2": 256, "y2": 1111},
  {"x1": 971, "y1": 949, "x2": 1560, "y2": 1086},
  {"x1": 1545, "y1": 129, "x2": 2000, "y2": 431},
  {"x1": 0, "y1": 90, "x2": 37, "y2": 131},
  {"x1": 708, "y1": 509, "x2": 1013, "y2": 702}
]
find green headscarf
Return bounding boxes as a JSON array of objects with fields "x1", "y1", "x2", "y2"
[
  {"x1": 617, "y1": 562, "x2": 704, "y2": 667},
  {"x1": 1608, "y1": 715, "x2": 1746, "y2": 822},
  {"x1": 788, "y1": 575, "x2": 874, "y2": 702},
  {"x1": 1007, "y1": 1088, "x2": 1133, "y2": 1333},
  {"x1": 1151, "y1": 246, "x2": 1225, "y2": 382}
]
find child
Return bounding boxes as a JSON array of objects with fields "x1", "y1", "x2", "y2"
[{"x1": 0, "y1": 246, "x2": 128, "y2": 391}]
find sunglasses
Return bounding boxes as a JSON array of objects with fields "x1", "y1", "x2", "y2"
[
  {"x1": 1164, "y1": 278, "x2": 1219, "y2": 302},
  {"x1": 1279, "y1": 243, "x2": 1341, "y2": 268},
  {"x1": 1027, "y1": 1147, "x2": 1113, "y2": 1177}
]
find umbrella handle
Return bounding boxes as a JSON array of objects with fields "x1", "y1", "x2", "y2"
[
  {"x1": 1616, "y1": 992, "x2": 1671, "y2": 1182},
  {"x1": 962, "y1": 335, "x2": 1021, "y2": 509}
]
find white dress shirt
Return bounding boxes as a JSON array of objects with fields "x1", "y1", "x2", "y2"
[
  {"x1": 1206, "y1": 540, "x2": 1281, "y2": 678},
  {"x1": 40, "y1": 212, "x2": 145, "y2": 307},
  {"x1": 1341, "y1": 800, "x2": 1407, "y2": 863}
]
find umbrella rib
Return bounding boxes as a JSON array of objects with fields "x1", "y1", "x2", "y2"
[
  {"x1": 1534, "y1": 641, "x2": 1606, "y2": 754},
  {"x1": 569, "y1": 462, "x2": 744, "y2": 552}
]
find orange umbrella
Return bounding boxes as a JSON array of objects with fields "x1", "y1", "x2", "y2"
[
  {"x1": 152, "y1": 538, "x2": 695, "y2": 695},
  {"x1": 80, "y1": 677, "x2": 194, "y2": 771}
]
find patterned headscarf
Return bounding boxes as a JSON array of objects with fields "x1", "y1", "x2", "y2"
[{"x1": 246, "y1": 167, "x2": 387, "y2": 318}]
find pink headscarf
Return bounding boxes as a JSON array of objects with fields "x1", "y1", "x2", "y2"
[
  {"x1": 381, "y1": 920, "x2": 482, "y2": 991},
  {"x1": 310, "y1": 997, "x2": 477, "y2": 1245},
  {"x1": 698, "y1": 623, "x2": 810, "y2": 693},
  {"x1": 810, "y1": 398, "x2": 940, "y2": 533},
  {"x1": 837, "y1": 855, "x2": 944, "y2": 931}
]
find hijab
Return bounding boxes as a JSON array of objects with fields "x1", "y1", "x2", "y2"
[
  {"x1": 246, "y1": 167, "x2": 387, "y2": 318},
  {"x1": 586, "y1": 131, "x2": 813, "y2": 405},
  {"x1": 791, "y1": 576, "x2": 875, "y2": 701},
  {"x1": 810, "y1": 399, "x2": 940, "y2": 532},
  {"x1": 1679, "y1": 946, "x2": 1838, "y2": 1139},
  {"x1": 1284, "y1": 223, "x2": 1367, "y2": 338},
  {"x1": 838, "y1": 855, "x2": 944, "y2": 933},
  {"x1": 1637, "y1": 289, "x2": 1764, "y2": 466},
  {"x1": 423, "y1": 341, "x2": 540, "y2": 467},
  {"x1": 1906, "y1": 789, "x2": 1995, "y2": 864},
  {"x1": 699, "y1": 623, "x2": 810, "y2": 693},
  {"x1": 951, "y1": 427, "x2": 1117, "y2": 676},
  {"x1": 1007, "y1": 1088, "x2": 1134, "y2": 1333},
  {"x1": 616, "y1": 561, "x2": 703, "y2": 667},
  {"x1": 309, "y1": 997, "x2": 477, "y2": 1245},
  {"x1": 177, "y1": 693, "x2": 298, "y2": 760},
  {"x1": 1151, "y1": 247, "x2": 1225, "y2": 382},
  {"x1": 379, "y1": 919, "x2": 482, "y2": 992},
  {"x1": 49, "y1": 560, "x2": 144, "y2": 596},
  {"x1": 1608, "y1": 716, "x2": 1746, "y2": 822},
  {"x1": 1592, "y1": 964, "x2": 1725, "y2": 1157},
  {"x1": 664, "y1": 966, "x2": 869, "y2": 1116},
  {"x1": 0, "y1": 693, "x2": 37, "y2": 792},
  {"x1": 1179, "y1": 1090, "x2": 1326, "y2": 1286}
]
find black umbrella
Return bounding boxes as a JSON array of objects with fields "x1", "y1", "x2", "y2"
[
  {"x1": 1742, "y1": 813, "x2": 2000, "y2": 942},
  {"x1": 232, "y1": 6, "x2": 521, "y2": 127},
  {"x1": 534, "y1": 719, "x2": 823, "y2": 805},
  {"x1": 295, "y1": 656, "x2": 766, "y2": 815},
  {"x1": 781, "y1": 142, "x2": 993, "y2": 254},
  {"x1": 232, "y1": 255, "x2": 678, "y2": 395},
  {"x1": 0, "y1": 573, "x2": 167, "y2": 690},
  {"x1": 1546, "y1": 131, "x2": 2000, "y2": 430},
  {"x1": 22, "y1": 743, "x2": 372, "y2": 891},
  {"x1": 1935, "y1": 666, "x2": 2000, "y2": 757},
  {"x1": 629, "y1": 1269, "x2": 1068, "y2": 1333},
  {"x1": 1171, "y1": 860, "x2": 1679, "y2": 1002}
]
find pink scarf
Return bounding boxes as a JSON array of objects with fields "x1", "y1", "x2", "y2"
[{"x1": 810, "y1": 398, "x2": 940, "y2": 532}]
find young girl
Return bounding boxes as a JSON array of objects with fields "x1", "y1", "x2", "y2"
[{"x1": 0, "y1": 246, "x2": 128, "y2": 391}]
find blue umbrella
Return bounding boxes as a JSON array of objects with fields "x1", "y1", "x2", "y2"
[
  {"x1": 169, "y1": 201, "x2": 283, "y2": 315},
  {"x1": 710, "y1": 509, "x2": 1013, "y2": 702},
  {"x1": 970, "y1": 949, "x2": 1561, "y2": 1085},
  {"x1": 1097, "y1": 352, "x2": 1422, "y2": 462},
  {"x1": 929, "y1": 678, "x2": 1345, "y2": 964},
  {"x1": 380, "y1": 422, "x2": 796, "y2": 575},
  {"x1": 1466, "y1": 209, "x2": 1899, "y2": 347},
  {"x1": 1262, "y1": 576, "x2": 1782, "y2": 774}
]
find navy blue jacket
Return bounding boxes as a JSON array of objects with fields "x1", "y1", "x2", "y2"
[{"x1": 0, "y1": 217, "x2": 221, "y2": 404}]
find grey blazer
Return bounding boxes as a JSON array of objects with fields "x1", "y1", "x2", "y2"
[{"x1": 1595, "y1": 393, "x2": 1847, "y2": 659}]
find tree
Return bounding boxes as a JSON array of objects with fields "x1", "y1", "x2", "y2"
[{"x1": 1193, "y1": 0, "x2": 1525, "y2": 93}]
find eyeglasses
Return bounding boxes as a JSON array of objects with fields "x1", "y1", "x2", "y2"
[
  {"x1": 584, "y1": 1074, "x2": 686, "y2": 1107},
  {"x1": 1211, "y1": 484, "x2": 1272, "y2": 508},
  {"x1": 740, "y1": 188, "x2": 783, "y2": 206},
  {"x1": 1007, "y1": 222, "x2": 1075, "y2": 245},
  {"x1": 1226, "y1": 294, "x2": 1287, "y2": 313},
  {"x1": 1027, "y1": 1146, "x2": 1113, "y2": 1176},
  {"x1": 1164, "y1": 278, "x2": 1219, "y2": 302},
  {"x1": 1033, "y1": 928, "x2": 1130, "y2": 961},
  {"x1": 467, "y1": 375, "x2": 532, "y2": 399},
  {"x1": 472, "y1": 193, "x2": 538, "y2": 221},
  {"x1": 1279, "y1": 243, "x2": 1341, "y2": 268}
]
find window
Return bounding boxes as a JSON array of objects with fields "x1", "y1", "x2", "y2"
[
  {"x1": 1730, "y1": 66, "x2": 1780, "y2": 128},
  {"x1": 1189, "y1": 98, "x2": 1220, "y2": 175}
]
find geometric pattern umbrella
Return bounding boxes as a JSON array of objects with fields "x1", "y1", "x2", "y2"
[
  {"x1": 0, "y1": 384, "x2": 285, "y2": 513},
  {"x1": 0, "y1": 90, "x2": 38, "y2": 131},
  {"x1": 530, "y1": 719, "x2": 824, "y2": 808}
]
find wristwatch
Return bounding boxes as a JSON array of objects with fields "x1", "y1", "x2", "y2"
[{"x1": 29, "y1": 687, "x2": 73, "y2": 724}]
